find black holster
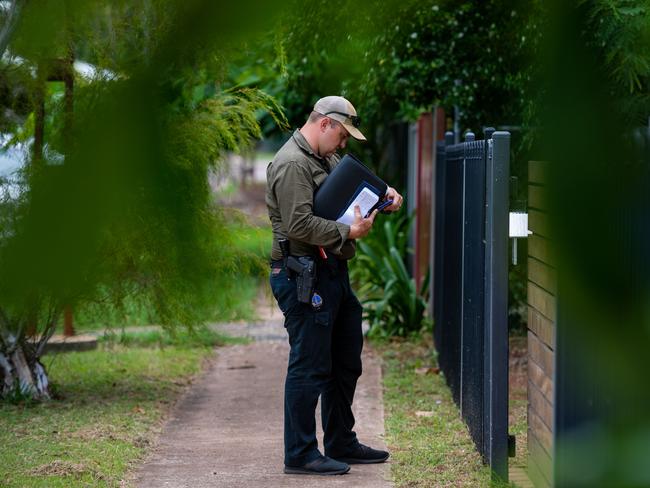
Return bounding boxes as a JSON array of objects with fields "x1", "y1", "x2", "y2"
[
  {"x1": 286, "y1": 256, "x2": 316, "y2": 303},
  {"x1": 278, "y1": 238, "x2": 317, "y2": 303}
]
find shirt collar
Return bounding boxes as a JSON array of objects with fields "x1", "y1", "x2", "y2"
[{"x1": 292, "y1": 129, "x2": 323, "y2": 160}]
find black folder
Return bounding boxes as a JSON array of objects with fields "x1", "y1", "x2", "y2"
[{"x1": 313, "y1": 153, "x2": 388, "y2": 221}]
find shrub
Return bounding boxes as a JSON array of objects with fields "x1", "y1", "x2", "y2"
[{"x1": 350, "y1": 211, "x2": 431, "y2": 338}]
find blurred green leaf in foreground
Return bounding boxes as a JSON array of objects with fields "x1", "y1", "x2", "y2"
[{"x1": 0, "y1": 0, "x2": 287, "y2": 400}]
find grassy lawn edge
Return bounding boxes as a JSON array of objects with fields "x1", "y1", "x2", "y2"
[
  {"x1": 0, "y1": 337, "x2": 224, "y2": 488},
  {"x1": 376, "y1": 335, "x2": 515, "y2": 487}
]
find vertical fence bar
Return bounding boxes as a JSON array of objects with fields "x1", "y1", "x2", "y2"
[
  {"x1": 429, "y1": 110, "x2": 447, "y2": 321},
  {"x1": 483, "y1": 131, "x2": 510, "y2": 480},
  {"x1": 433, "y1": 132, "x2": 454, "y2": 360},
  {"x1": 433, "y1": 136, "x2": 450, "y2": 352},
  {"x1": 407, "y1": 123, "x2": 418, "y2": 276}
]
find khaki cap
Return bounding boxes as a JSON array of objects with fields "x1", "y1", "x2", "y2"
[{"x1": 313, "y1": 96, "x2": 366, "y2": 141}]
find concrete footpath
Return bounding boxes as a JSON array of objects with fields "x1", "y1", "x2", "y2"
[{"x1": 132, "y1": 299, "x2": 392, "y2": 487}]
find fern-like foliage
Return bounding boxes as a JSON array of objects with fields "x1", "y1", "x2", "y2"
[
  {"x1": 0, "y1": 2, "x2": 289, "y2": 345},
  {"x1": 582, "y1": 0, "x2": 650, "y2": 125}
]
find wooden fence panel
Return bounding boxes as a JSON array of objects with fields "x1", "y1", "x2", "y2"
[
  {"x1": 528, "y1": 433, "x2": 553, "y2": 488},
  {"x1": 528, "y1": 234, "x2": 554, "y2": 266},
  {"x1": 528, "y1": 358, "x2": 554, "y2": 402},
  {"x1": 527, "y1": 258, "x2": 557, "y2": 296}
]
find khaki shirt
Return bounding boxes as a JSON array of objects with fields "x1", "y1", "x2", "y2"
[{"x1": 266, "y1": 130, "x2": 356, "y2": 261}]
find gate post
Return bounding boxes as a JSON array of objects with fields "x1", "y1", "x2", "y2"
[{"x1": 483, "y1": 131, "x2": 510, "y2": 480}]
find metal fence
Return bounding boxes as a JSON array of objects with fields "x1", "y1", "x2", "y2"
[
  {"x1": 552, "y1": 136, "x2": 650, "y2": 487},
  {"x1": 432, "y1": 129, "x2": 511, "y2": 479}
]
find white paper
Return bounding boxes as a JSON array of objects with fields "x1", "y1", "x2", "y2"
[{"x1": 336, "y1": 187, "x2": 380, "y2": 225}]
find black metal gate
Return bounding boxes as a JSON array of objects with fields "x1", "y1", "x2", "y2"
[{"x1": 432, "y1": 129, "x2": 510, "y2": 480}]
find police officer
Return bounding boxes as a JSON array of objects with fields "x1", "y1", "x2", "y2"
[{"x1": 266, "y1": 96, "x2": 403, "y2": 475}]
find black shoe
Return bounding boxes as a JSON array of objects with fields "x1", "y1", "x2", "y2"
[
  {"x1": 331, "y1": 443, "x2": 390, "y2": 464},
  {"x1": 284, "y1": 456, "x2": 350, "y2": 475}
]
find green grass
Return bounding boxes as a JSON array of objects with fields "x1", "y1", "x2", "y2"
[
  {"x1": 73, "y1": 275, "x2": 262, "y2": 332},
  {"x1": 214, "y1": 180, "x2": 238, "y2": 200},
  {"x1": 97, "y1": 326, "x2": 249, "y2": 348},
  {"x1": 0, "y1": 343, "x2": 216, "y2": 487},
  {"x1": 510, "y1": 396, "x2": 529, "y2": 467},
  {"x1": 228, "y1": 220, "x2": 272, "y2": 258},
  {"x1": 73, "y1": 293, "x2": 158, "y2": 331},
  {"x1": 377, "y1": 335, "x2": 515, "y2": 487},
  {"x1": 74, "y1": 224, "x2": 273, "y2": 332}
]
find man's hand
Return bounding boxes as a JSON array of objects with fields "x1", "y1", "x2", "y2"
[
  {"x1": 349, "y1": 205, "x2": 377, "y2": 239},
  {"x1": 384, "y1": 186, "x2": 404, "y2": 212}
]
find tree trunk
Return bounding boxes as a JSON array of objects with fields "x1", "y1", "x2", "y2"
[
  {"x1": 0, "y1": 340, "x2": 50, "y2": 401},
  {"x1": 0, "y1": 0, "x2": 25, "y2": 58}
]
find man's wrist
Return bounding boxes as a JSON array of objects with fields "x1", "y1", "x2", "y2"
[{"x1": 349, "y1": 223, "x2": 359, "y2": 240}]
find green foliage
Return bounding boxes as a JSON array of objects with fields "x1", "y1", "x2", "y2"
[
  {"x1": 227, "y1": 36, "x2": 291, "y2": 137},
  {"x1": 520, "y1": 0, "x2": 650, "y2": 147},
  {"x1": 508, "y1": 259, "x2": 528, "y2": 335},
  {"x1": 354, "y1": 1, "x2": 540, "y2": 130},
  {"x1": 98, "y1": 326, "x2": 247, "y2": 349},
  {"x1": 0, "y1": 2, "x2": 288, "y2": 349},
  {"x1": 243, "y1": 1, "x2": 543, "y2": 162},
  {"x1": 74, "y1": 220, "x2": 272, "y2": 330},
  {"x1": 529, "y1": 2, "x2": 650, "y2": 484},
  {"x1": 0, "y1": 63, "x2": 33, "y2": 133},
  {"x1": 350, "y1": 211, "x2": 431, "y2": 338},
  {"x1": 581, "y1": 0, "x2": 650, "y2": 126},
  {"x1": 73, "y1": 288, "x2": 159, "y2": 330}
]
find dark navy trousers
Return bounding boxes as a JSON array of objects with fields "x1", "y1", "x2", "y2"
[{"x1": 269, "y1": 258, "x2": 363, "y2": 467}]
